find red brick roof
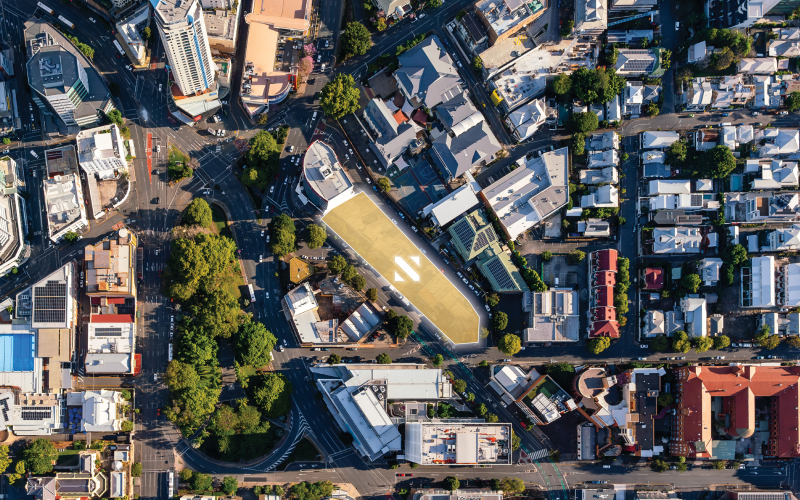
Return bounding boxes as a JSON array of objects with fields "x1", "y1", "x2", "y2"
[
  {"x1": 674, "y1": 366, "x2": 800, "y2": 458},
  {"x1": 592, "y1": 307, "x2": 617, "y2": 321},
  {"x1": 589, "y1": 320, "x2": 620, "y2": 338},
  {"x1": 595, "y1": 271, "x2": 616, "y2": 287},
  {"x1": 595, "y1": 286, "x2": 614, "y2": 308},
  {"x1": 90, "y1": 314, "x2": 134, "y2": 323},
  {"x1": 644, "y1": 268, "x2": 664, "y2": 290},
  {"x1": 412, "y1": 108, "x2": 428, "y2": 125},
  {"x1": 595, "y1": 249, "x2": 618, "y2": 272}
]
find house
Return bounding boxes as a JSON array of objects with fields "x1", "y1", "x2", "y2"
[
  {"x1": 421, "y1": 172, "x2": 481, "y2": 228},
  {"x1": 757, "y1": 128, "x2": 800, "y2": 156},
  {"x1": 768, "y1": 28, "x2": 800, "y2": 57},
  {"x1": 523, "y1": 288, "x2": 580, "y2": 342},
  {"x1": 688, "y1": 41, "x2": 708, "y2": 63},
  {"x1": 652, "y1": 227, "x2": 702, "y2": 254},
  {"x1": 574, "y1": 0, "x2": 607, "y2": 35},
  {"x1": 671, "y1": 365, "x2": 800, "y2": 458},
  {"x1": 587, "y1": 150, "x2": 618, "y2": 168},
  {"x1": 394, "y1": 36, "x2": 462, "y2": 109},
  {"x1": 489, "y1": 364, "x2": 536, "y2": 404},
  {"x1": 640, "y1": 131, "x2": 680, "y2": 149},
  {"x1": 649, "y1": 193, "x2": 720, "y2": 211},
  {"x1": 777, "y1": 263, "x2": 800, "y2": 307},
  {"x1": 405, "y1": 422, "x2": 512, "y2": 465},
  {"x1": 481, "y1": 148, "x2": 569, "y2": 240},
  {"x1": 644, "y1": 267, "x2": 664, "y2": 290},
  {"x1": 737, "y1": 58, "x2": 778, "y2": 74},
  {"x1": 430, "y1": 118, "x2": 501, "y2": 180},
  {"x1": 65, "y1": 390, "x2": 125, "y2": 432},
  {"x1": 765, "y1": 224, "x2": 800, "y2": 252},
  {"x1": 580, "y1": 166, "x2": 618, "y2": 185},
  {"x1": 585, "y1": 131, "x2": 619, "y2": 151},
  {"x1": 504, "y1": 98, "x2": 549, "y2": 141},
  {"x1": 581, "y1": 184, "x2": 619, "y2": 208},
  {"x1": 588, "y1": 249, "x2": 620, "y2": 338},
  {"x1": 681, "y1": 297, "x2": 707, "y2": 338},
  {"x1": 695, "y1": 129, "x2": 719, "y2": 151},
  {"x1": 746, "y1": 159, "x2": 800, "y2": 190},
  {"x1": 373, "y1": 0, "x2": 412, "y2": 19},
  {"x1": 685, "y1": 79, "x2": 713, "y2": 112},
  {"x1": 435, "y1": 90, "x2": 479, "y2": 135},
  {"x1": 363, "y1": 98, "x2": 423, "y2": 168},
  {"x1": 701, "y1": 258, "x2": 723, "y2": 286},
  {"x1": 725, "y1": 191, "x2": 800, "y2": 223},
  {"x1": 648, "y1": 180, "x2": 691, "y2": 196},
  {"x1": 449, "y1": 210, "x2": 529, "y2": 292},
  {"x1": 643, "y1": 309, "x2": 665, "y2": 337},
  {"x1": 615, "y1": 48, "x2": 664, "y2": 76},
  {"x1": 742, "y1": 256, "x2": 775, "y2": 308},
  {"x1": 652, "y1": 210, "x2": 703, "y2": 225},
  {"x1": 624, "y1": 81, "x2": 660, "y2": 115},
  {"x1": 577, "y1": 218, "x2": 611, "y2": 237}
]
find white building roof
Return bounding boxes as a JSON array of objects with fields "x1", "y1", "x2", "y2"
[
  {"x1": 750, "y1": 256, "x2": 776, "y2": 308},
  {"x1": 76, "y1": 124, "x2": 128, "y2": 180},
  {"x1": 421, "y1": 172, "x2": 481, "y2": 227},
  {"x1": 641, "y1": 131, "x2": 679, "y2": 149},
  {"x1": 649, "y1": 180, "x2": 691, "y2": 195},
  {"x1": 581, "y1": 184, "x2": 619, "y2": 208},
  {"x1": 780, "y1": 263, "x2": 800, "y2": 306},
  {"x1": 65, "y1": 390, "x2": 123, "y2": 432},
  {"x1": 738, "y1": 58, "x2": 778, "y2": 74},
  {"x1": 652, "y1": 227, "x2": 702, "y2": 254},
  {"x1": 285, "y1": 282, "x2": 318, "y2": 316},
  {"x1": 681, "y1": 297, "x2": 707, "y2": 338}
]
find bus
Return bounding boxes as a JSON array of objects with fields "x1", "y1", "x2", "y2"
[
  {"x1": 113, "y1": 40, "x2": 125, "y2": 56},
  {"x1": 167, "y1": 471, "x2": 174, "y2": 498},
  {"x1": 248, "y1": 284, "x2": 256, "y2": 303},
  {"x1": 167, "y1": 344, "x2": 173, "y2": 362},
  {"x1": 57, "y1": 15, "x2": 74, "y2": 29},
  {"x1": 36, "y1": 2, "x2": 53, "y2": 14}
]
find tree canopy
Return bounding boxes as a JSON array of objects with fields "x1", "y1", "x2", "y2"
[
  {"x1": 693, "y1": 336, "x2": 714, "y2": 353},
  {"x1": 291, "y1": 481, "x2": 336, "y2": 500},
  {"x1": 699, "y1": 145, "x2": 737, "y2": 179},
  {"x1": 672, "y1": 331, "x2": 691, "y2": 353},
  {"x1": 497, "y1": 333, "x2": 522, "y2": 355},
  {"x1": 0, "y1": 445, "x2": 11, "y2": 474},
  {"x1": 165, "y1": 360, "x2": 201, "y2": 391},
  {"x1": 500, "y1": 478, "x2": 525, "y2": 494},
  {"x1": 376, "y1": 353, "x2": 392, "y2": 364},
  {"x1": 755, "y1": 325, "x2": 781, "y2": 349},
  {"x1": 588, "y1": 336, "x2": 611, "y2": 354},
  {"x1": 432, "y1": 354, "x2": 444, "y2": 367},
  {"x1": 271, "y1": 213, "x2": 297, "y2": 257},
  {"x1": 787, "y1": 92, "x2": 800, "y2": 112},
  {"x1": 327, "y1": 255, "x2": 347, "y2": 274},
  {"x1": 234, "y1": 319, "x2": 277, "y2": 368},
  {"x1": 222, "y1": 477, "x2": 238, "y2": 496},
  {"x1": 389, "y1": 314, "x2": 414, "y2": 339},
  {"x1": 250, "y1": 373, "x2": 293, "y2": 418},
  {"x1": 567, "y1": 111, "x2": 599, "y2": 134},
  {"x1": 666, "y1": 140, "x2": 688, "y2": 164},
  {"x1": 306, "y1": 224, "x2": 327, "y2": 249},
  {"x1": 320, "y1": 74, "x2": 360, "y2": 119},
  {"x1": 166, "y1": 233, "x2": 238, "y2": 302},
  {"x1": 552, "y1": 73, "x2": 572, "y2": 97},
  {"x1": 341, "y1": 22, "x2": 371, "y2": 56},
  {"x1": 493, "y1": 311, "x2": 509, "y2": 331},
  {"x1": 569, "y1": 67, "x2": 625, "y2": 104},
  {"x1": 244, "y1": 131, "x2": 282, "y2": 188},
  {"x1": 714, "y1": 335, "x2": 731, "y2": 349},
  {"x1": 185, "y1": 198, "x2": 213, "y2": 228},
  {"x1": 723, "y1": 243, "x2": 748, "y2": 265},
  {"x1": 444, "y1": 477, "x2": 460, "y2": 491},
  {"x1": 681, "y1": 273, "x2": 701, "y2": 293},
  {"x1": 23, "y1": 439, "x2": 59, "y2": 475}
]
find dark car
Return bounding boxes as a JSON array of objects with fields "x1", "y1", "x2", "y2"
[
  {"x1": 153, "y1": 197, "x2": 160, "y2": 204},
  {"x1": 321, "y1": 347, "x2": 330, "y2": 351}
]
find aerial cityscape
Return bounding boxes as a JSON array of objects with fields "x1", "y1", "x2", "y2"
[{"x1": 3, "y1": 0, "x2": 800, "y2": 499}]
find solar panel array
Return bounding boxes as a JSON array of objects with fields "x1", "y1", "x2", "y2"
[
  {"x1": 94, "y1": 327, "x2": 123, "y2": 337},
  {"x1": 452, "y1": 218, "x2": 475, "y2": 250},
  {"x1": 472, "y1": 226, "x2": 498, "y2": 253},
  {"x1": 0, "y1": 398, "x2": 9, "y2": 424},
  {"x1": 485, "y1": 258, "x2": 516, "y2": 290},
  {"x1": 622, "y1": 56, "x2": 654, "y2": 73},
  {"x1": 33, "y1": 281, "x2": 67, "y2": 324},
  {"x1": 21, "y1": 407, "x2": 52, "y2": 420}
]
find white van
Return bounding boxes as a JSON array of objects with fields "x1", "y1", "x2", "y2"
[
  {"x1": 321, "y1": 63, "x2": 326, "y2": 71},
  {"x1": 30, "y1": 150, "x2": 39, "y2": 158},
  {"x1": 312, "y1": 111, "x2": 318, "y2": 120}
]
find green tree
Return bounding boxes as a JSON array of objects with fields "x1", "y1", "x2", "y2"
[
  {"x1": 350, "y1": 274, "x2": 366, "y2": 291},
  {"x1": 271, "y1": 213, "x2": 297, "y2": 257},
  {"x1": 235, "y1": 319, "x2": 277, "y2": 368},
  {"x1": 567, "y1": 111, "x2": 599, "y2": 134},
  {"x1": 328, "y1": 353, "x2": 341, "y2": 364},
  {"x1": 672, "y1": 331, "x2": 691, "y2": 353},
  {"x1": 787, "y1": 336, "x2": 800, "y2": 348},
  {"x1": 478, "y1": 360, "x2": 488, "y2": 368},
  {"x1": 165, "y1": 385, "x2": 220, "y2": 430},
  {"x1": 485, "y1": 413, "x2": 499, "y2": 423},
  {"x1": 486, "y1": 293, "x2": 500, "y2": 307},
  {"x1": 341, "y1": 22, "x2": 371, "y2": 56},
  {"x1": 251, "y1": 373, "x2": 293, "y2": 418},
  {"x1": 376, "y1": 353, "x2": 392, "y2": 364},
  {"x1": 472, "y1": 56, "x2": 483, "y2": 73},
  {"x1": 428, "y1": 0, "x2": 443, "y2": 6},
  {"x1": 290, "y1": 481, "x2": 335, "y2": 500},
  {"x1": 106, "y1": 109, "x2": 124, "y2": 126},
  {"x1": 666, "y1": 140, "x2": 688, "y2": 164},
  {"x1": 341, "y1": 264, "x2": 357, "y2": 283},
  {"x1": 651, "y1": 459, "x2": 669, "y2": 473},
  {"x1": 174, "y1": 325, "x2": 218, "y2": 366},
  {"x1": 560, "y1": 19, "x2": 573, "y2": 37},
  {"x1": 236, "y1": 403, "x2": 261, "y2": 431},
  {"x1": 677, "y1": 462, "x2": 688, "y2": 473},
  {"x1": 0, "y1": 445, "x2": 11, "y2": 474},
  {"x1": 588, "y1": 336, "x2": 611, "y2": 354},
  {"x1": 552, "y1": 73, "x2": 572, "y2": 97},
  {"x1": 700, "y1": 145, "x2": 737, "y2": 179},
  {"x1": 185, "y1": 198, "x2": 213, "y2": 228},
  {"x1": 490, "y1": 479, "x2": 501, "y2": 491},
  {"x1": 511, "y1": 432, "x2": 521, "y2": 451},
  {"x1": 121, "y1": 420, "x2": 134, "y2": 432},
  {"x1": 432, "y1": 354, "x2": 444, "y2": 367},
  {"x1": 143, "y1": 26, "x2": 151, "y2": 39},
  {"x1": 714, "y1": 335, "x2": 731, "y2": 349},
  {"x1": 755, "y1": 324, "x2": 781, "y2": 349},
  {"x1": 493, "y1": 311, "x2": 509, "y2": 331},
  {"x1": 476, "y1": 403, "x2": 487, "y2": 416},
  {"x1": 63, "y1": 231, "x2": 80, "y2": 244},
  {"x1": 568, "y1": 249, "x2": 586, "y2": 264},
  {"x1": 497, "y1": 333, "x2": 522, "y2": 355},
  {"x1": 22, "y1": 439, "x2": 59, "y2": 474},
  {"x1": 681, "y1": 273, "x2": 701, "y2": 293},
  {"x1": 712, "y1": 46, "x2": 735, "y2": 70},
  {"x1": 327, "y1": 255, "x2": 347, "y2": 274},
  {"x1": 500, "y1": 477, "x2": 525, "y2": 494},
  {"x1": 306, "y1": 224, "x2": 327, "y2": 249},
  {"x1": 693, "y1": 336, "x2": 714, "y2": 353},
  {"x1": 244, "y1": 131, "x2": 281, "y2": 187},
  {"x1": 120, "y1": 126, "x2": 131, "y2": 140},
  {"x1": 571, "y1": 133, "x2": 586, "y2": 155},
  {"x1": 1, "y1": 137, "x2": 10, "y2": 145},
  {"x1": 658, "y1": 393, "x2": 675, "y2": 407},
  {"x1": 787, "y1": 92, "x2": 800, "y2": 112},
  {"x1": 191, "y1": 472, "x2": 213, "y2": 492},
  {"x1": 453, "y1": 379, "x2": 467, "y2": 393},
  {"x1": 652, "y1": 336, "x2": 670, "y2": 352},
  {"x1": 222, "y1": 477, "x2": 238, "y2": 495},
  {"x1": 712, "y1": 460, "x2": 725, "y2": 470},
  {"x1": 366, "y1": 288, "x2": 378, "y2": 301},
  {"x1": 444, "y1": 477, "x2": 460, "y2": 491},
  {"x1": 377, "y1": 177, "x2": 391, "y2": 192},
  {"x1": 320, "y1": 73, "x2": 360, "y2": 119},
  {"x1": 131, "y1": 462, "x2": 142, "y2": 477},
  {"x1": 646, "y1": 101, "x2": 660, "y2": 117},
  {"x1": 607, "y1": 47, "x2": 619, "y2": 65},
  {"x1": 180, "y1": 469, "x2": 194, "y2": 482},
  {"x1": 389, "y1": 314, "x2": 414, "y2": 339},
  {"x1": 376, "y1": 18, "x2": 386, "y2": 31},
  {"x1": 210, "y1": 405, "x2": 238, "y2": 437},
  {"x1": 723, "y1": 243, "x2": 748, "y2": 265}
]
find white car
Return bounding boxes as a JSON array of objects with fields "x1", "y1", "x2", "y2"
[
  {"x1": 89, "y1": 17, "x2": 96, "y2": 23},
  {"x1": 267, "y1": 235, "x2": 271, "y2": 242},
  {"x1": 30, "y1": 150, "x2": 39, "y2": 158},
  {"x1": 325, "y1": 40, "x2": 329, "y2": 47},
  {"x1": 289, "y1": 145, "x2": 295, "y2": 153},
  {"x1": 265, "y1": 292, "x2": 269, "y2": 299},
  {"x1": 259, "y1": 255, "x2": 263, "y2": 263},
  {"x1": 261, "y1": 230, "x2": 265, "y2": 236},
  {"x1": 484, "y1": 305, "x2": 491, "y2": 312},
  {"x1": 675, "y1": 21, "x2": 680, "y2": 30},
  {"x1": 603, "y1": 465, "x2": 611, "y2": 469},
  {"x1": 457, "y1": 60, "x2": 462, "y2": 68}
]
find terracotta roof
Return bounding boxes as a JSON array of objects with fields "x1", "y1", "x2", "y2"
[
  {"x1": 674, "y1": 365, "x2": 800, "y2": 458},
  {"x1": 595, "y1": 271, "x2": 616, "y2": 287},
  {"x1": 595, "y1": 286, "x2": 614, "y2": 308},
  {"x1": 393, "y1": 110, "x2": 408, "y2": 125},
  {"x1": 589, "y1": 320, "x2": 620, "y2": 338},
  {"x1": 90, "y1": 314, "x2": 135, "y2": 323},
  {"x1": 593, "y1": 307, "x2": 617, "y2": 321},
  {"x1": 595, "y1": 249, "x2": 618, "y2": 272},
  {"x1": 644, "y1": 267, "x2": 664, "y2": 290}
]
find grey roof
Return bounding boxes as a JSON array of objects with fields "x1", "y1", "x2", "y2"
[
  {"x1": 28, "y1": 477, "x2": 57, "y2": 500},
  {"x1": 24, "y1": 17, "x2": 113, "y2": 126},
  {"x1": 364, "y1": 99, "x2": 421, "y2": 166},
  {"x1": 431, "y1": 120, "x2": 501, "y2": 179},
  {"x1": 395, "y1": 36, "x2": 463, "y2": 109},
  {"x1": 85, "y1": 353, "x2": 131, "y2": 373},
  {"x1": 435, "y1": 91, "x2": 478, "y2": 131}
]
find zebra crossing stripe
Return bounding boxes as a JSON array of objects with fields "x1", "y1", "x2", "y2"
[{"x1": 529, "y1": 449, "x2": 549, "y2": 460}]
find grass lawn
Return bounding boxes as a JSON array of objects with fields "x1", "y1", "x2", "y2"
[
  {"x1": 276, "y1": 438, "x2": 321, "y2": 470},
  {"x1": 236, "y1": 364, "x2": 258, "y2": 387},
  {"x1": 168, "y1": 144, "x2": 189, "y2": 164},
  {"x1": 196, "y1": 365, "x2": 221, "y2": 391},
  {"x1": 210, "y1": 204, "x2": 235, "y2": 241},
  {"x1": 205, "y1": 204, "x2": 244, "y2": 301}
]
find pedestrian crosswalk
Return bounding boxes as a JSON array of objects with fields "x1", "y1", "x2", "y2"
[{"x1": 528, "y1": 448, "x2": 549, "y2": 460}]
